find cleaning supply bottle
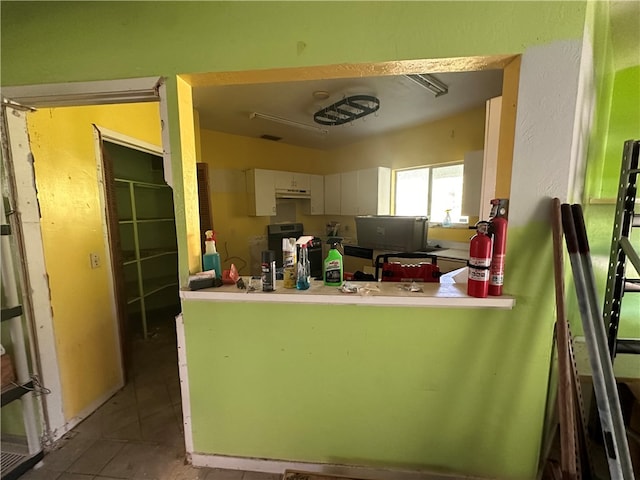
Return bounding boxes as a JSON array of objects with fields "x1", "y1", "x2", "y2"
[
  {"x1": 296, "y1": 244, "x2": 310, "y2": 290},
  {"x1": 443, "y1": 209, "x2": 452, "y2": 228},
  {"x1": 203, "y1": 230, "x2": 222, "y2": 279},
  {"x1": 324, "y1": 240, "x2": 343, "y2": 286},
  {"x1": 282, "y1": 237, "x2": 297, "y2": 289}
]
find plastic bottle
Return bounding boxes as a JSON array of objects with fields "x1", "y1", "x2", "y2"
[
  {"x1": 324, "y1": 241, "x2": 343, "y2": 286},
  {"x1": 282, "y1": 237, "x2": 297, "y2": 289},
  {"x1": 261, "y1": 250, "x2": 276, "y2": 291},
  {"x1": 296, "y1": 244, "x2": 310, "y2": 290},
  {"x1": 203, "y1": 230, "x2": 222, "y2": 279},
  {"x1": 443, "y1": 210, "x2": 452, "y2": 228}
]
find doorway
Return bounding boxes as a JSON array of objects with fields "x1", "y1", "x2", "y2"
[{"x1": 1, "y1": 78, "x2": 174, "y2": 443}]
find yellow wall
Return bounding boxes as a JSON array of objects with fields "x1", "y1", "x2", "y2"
[
  {"x1": 327, "y1": 105, "x2": 486, "y2": 242},
  {"x1": 27, "y1": 103, "x2": 162, "y2": 420},
  {"x1": 200, "y1": 105, "x2": 486, "y2": 269},
  {"x1": 200, "y1": 130, "x2": 327, "y2": 274}
]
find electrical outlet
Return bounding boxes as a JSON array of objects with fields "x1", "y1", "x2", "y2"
[{"x1": 90, "y1": 252, "x2": 100, "y2": 269}]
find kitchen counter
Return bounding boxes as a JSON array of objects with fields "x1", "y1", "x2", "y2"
[{"x1": 180, "y1": 279, "x2": 514, "y2": 309}]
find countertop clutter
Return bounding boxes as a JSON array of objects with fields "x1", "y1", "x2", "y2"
[{"x1": 181, "y1": 277, "x2": 515, "y2": 309}]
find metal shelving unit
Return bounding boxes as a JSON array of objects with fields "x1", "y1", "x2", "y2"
[
  {"x1": 114, "y1": 178, "x2": 178, "y2": 339},
  {"x1": 1, "y1": 182, "x2": 43, "y2": 480},
  {"x1": 602, "y1": 139, "x2": 640, "y2": 358}
]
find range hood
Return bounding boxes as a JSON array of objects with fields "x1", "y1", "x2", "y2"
[{"x1": 275, "y1": 187, "x2": 311, "y2": 199}]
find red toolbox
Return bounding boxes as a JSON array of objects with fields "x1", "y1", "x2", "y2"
[{"x1": 374, "y1": 252, "x2": 441, "y2": 282}]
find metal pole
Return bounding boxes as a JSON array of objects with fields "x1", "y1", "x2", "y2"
[{"x1": 570, "y1": 204, "x2": 634, "y2": 479}]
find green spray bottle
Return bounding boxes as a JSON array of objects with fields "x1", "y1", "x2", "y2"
[{"x1": 324, "y1": 238, "x2": 343, "y2": 286}]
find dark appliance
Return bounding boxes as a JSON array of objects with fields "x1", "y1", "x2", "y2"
[
  {"x1": 267, "y1": 224, "x2": 322, "y2": 279},
  {"x1": 267, "y1": 223, "x2": 303, "y2": 267},
  {"x1": 303, "y1": 237, "x2": 323, "y2": 280}
]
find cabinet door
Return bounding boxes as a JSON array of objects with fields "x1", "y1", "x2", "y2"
[
  {"x1": 357, "y1": 167, "x2": 391, "y2": 215},
  {"x1": 309, "y1": 174, "x2": 324, "y2": 215},
  {"x1": 247, "y1": 169, "x2": 276, "y2": 216},
  {"x1": 462, "y1": 150, "x2": 484, "y2": 217},
  {"x1": 324, "y1": 173, "x2": 341, "y2": 215},
  {"x1": 340, "y1": 171, "x2": 358, "y2": 216},
  {"x1": 274, "y1": 171, "x2": 292, "y2": 191},
  {"x1": 293, "y1": 172, "x2": 310, "y2": 191},
  {"x1": 480, "y1": 96, "x2": 501, "y2": 220}
]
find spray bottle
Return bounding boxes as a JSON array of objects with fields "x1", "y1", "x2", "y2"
[
  {"x1": 203, "y1": 230, "x2": 222, "y2": 279},
  {"x1": 324, "y1": 238, "x2": 343, "y2": 286}
]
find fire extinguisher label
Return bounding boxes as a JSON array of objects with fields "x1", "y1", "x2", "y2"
[
  {"x1": 490, "y1": 254, "x2": 505, "y2": 285},
  {"x1": 469, "y1": 268, "x2": 490, "y2": 281},
  {"x1": 469, "y1": 257, "x2": 491, "y2": 267}
]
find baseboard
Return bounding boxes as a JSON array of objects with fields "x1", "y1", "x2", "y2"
[
  {"x1": 190, "y1": 453, "x2": 490, "y2": 480},
  {"x1": 47, "y1": 380, "x2": 124, "y2": 444}
]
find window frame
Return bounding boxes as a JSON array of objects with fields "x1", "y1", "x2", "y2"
[{"x1": 393, "y1": 161, "x2": 468, "y2": 226}]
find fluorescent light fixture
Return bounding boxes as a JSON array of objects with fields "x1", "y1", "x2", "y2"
[
  {"x1": 249, "y1": 111, "x2": 328, "y2": 135},
  {"x1": 405, "y1": 74, "x2": 449, "y2": 97}
]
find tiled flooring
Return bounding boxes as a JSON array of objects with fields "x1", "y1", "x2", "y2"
[{"x1": 22, "y1": 317, "x2": 279, "y2": 480}]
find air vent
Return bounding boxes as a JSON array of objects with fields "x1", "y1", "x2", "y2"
[{"x1": 260, "y1": 134, "x2": 282, "y2": 142}]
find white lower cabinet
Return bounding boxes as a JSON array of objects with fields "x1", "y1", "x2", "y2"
[{"x1": 246, "y1": 169, "x2": 276, "y2": 216}]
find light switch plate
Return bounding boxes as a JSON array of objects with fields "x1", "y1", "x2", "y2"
[{"x1": 90, "y1": 252, "x2": 100, "y2": 269}]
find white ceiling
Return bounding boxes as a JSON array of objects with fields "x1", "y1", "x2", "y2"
[{"x1": 193, "y1": 69, "x2": 504, "y2": 150}]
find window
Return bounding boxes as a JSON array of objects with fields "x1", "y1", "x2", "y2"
[{"x1": 394, "y1": 163, "x2": 468, "y2": 224}]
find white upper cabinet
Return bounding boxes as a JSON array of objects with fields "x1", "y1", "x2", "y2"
[
  {"x1": 246, "y1": 169, "x2": 276, "y2": 216},
  {"x1": 308, "y1": 174, "x2": 324, "y2": 215},
  {"x1": 357, "y1": 167, "x2": 391, "y2": 215},
  {"x1": 462, "y1": 150, "x2": 484, "y2": 217},
  {"x1": 340, "y1": 171, "x2": 359, "y2": 216},
  {"x1": 275, "y1": 171, "x2": 310, "y2": 192},
  {"x1": 324, "y1": 173, "x2": 341, "y2": 215},
  {"x1": 480, "y1": 96, "x2": 502, "y2": 219}
]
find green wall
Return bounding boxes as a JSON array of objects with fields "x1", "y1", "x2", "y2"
[
  {"x1": 183, "y1": 295, "x2": 551, "y2": 478},
  {"x1": 2, "y1": 2, "x2": 586, "y2": 86},
  {"x1": 583, "y1": 66, "x2": 640, "y2": 339},
  {"x1": 579, "y1": 0, "x2": 640, "y2": 340},
  {"x1": 0, "y1": 2, "x2": 596, "y2": 480}
]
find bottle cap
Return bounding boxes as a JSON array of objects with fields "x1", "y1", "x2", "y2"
[{"x1": 261, "y1": 250, "x2": 275, "y2": 263}]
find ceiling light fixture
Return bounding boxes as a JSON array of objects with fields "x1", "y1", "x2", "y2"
[
  {"x1": 249, "y1": 111, "x2": 328, "y2": 135},
  {"x1": 314, "y1": 95, "x2": 380, "y2": 126},
  {"x1": 405, "y1": 74, "x2": 449, "y2": 97}
]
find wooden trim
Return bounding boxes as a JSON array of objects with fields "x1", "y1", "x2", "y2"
[
  {"x1": 180, "y1": 55, "x2": 517, "y2": 87},
  {"x1": 190, "y1": 453, "x2": 490, "y2": 480}
]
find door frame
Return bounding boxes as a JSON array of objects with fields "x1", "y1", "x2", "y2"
[
  {"x1": 93, "y1": 125, "x2": 164, "y2": 379},
  {"x1": 1, "y1": 76, "x2": 171, "y2": 441}
]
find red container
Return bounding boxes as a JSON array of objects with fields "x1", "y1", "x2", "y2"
[{"x1": 375, "y1": 253, "x2": 441, "y2": 282}]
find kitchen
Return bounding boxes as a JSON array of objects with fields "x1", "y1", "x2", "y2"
[{"x1": 193, "y1": 69, "x2": 505, "y2": 278}]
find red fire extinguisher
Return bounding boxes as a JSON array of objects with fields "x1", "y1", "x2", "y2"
[
  {"x1": 467, "y1": 221, "x2": 493, "y2": 298},
  {"x1": 488, "y1": 199, "x2": 509, "y2": 296}
]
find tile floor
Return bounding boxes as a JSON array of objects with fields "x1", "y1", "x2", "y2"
[{"x1": 21, "y1": 317, "x2": 280, "y2": 480}]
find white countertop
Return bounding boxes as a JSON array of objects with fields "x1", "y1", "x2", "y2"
[{"x1": 181, "y1": 279, "x2": 515, "y2": 309}]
